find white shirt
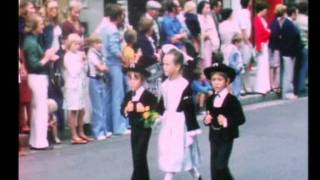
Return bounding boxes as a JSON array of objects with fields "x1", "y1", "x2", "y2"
[
  {"x1": 295, "y1": 14, "x2": 308, "y2": 48},
  {"x1": 87, "y1": 47, "x2": 105, "y2": 77},
  {"x1": 198, "y1": 14, "x2": 220, "y2": 52},
  {"x1": 213, "y1": 87, "x2": 229, "y2": 107},
  {"x1": 51, "y1": 25, "x2": 62, "y2": 50},
  {"x1": 219, "y1": 19, "x2": 241, "y2": 45},
  {"x1": 234, "y1": 8, "x2": 252, "y2": 38},
  {"x1": 132, "y1": 86, "x2": 145, "y2": 102}
]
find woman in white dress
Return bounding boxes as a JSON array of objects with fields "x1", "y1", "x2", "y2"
[
  {"x1": 253, "y1": 3, "x2": 271, "y2": 94},
  {"x1": 197, "y1": 1, "x2": 220, "y2": 70},
  {"x1": 158, "y1": 48, "x2": 202, "y2": 180},
  {"x1": 218, "y1": 8, "x2": 241, "y2": 65}
]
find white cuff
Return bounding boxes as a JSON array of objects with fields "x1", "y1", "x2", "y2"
[{"x1": 186, "y1": 129, "x2": 202, "y2": 137}]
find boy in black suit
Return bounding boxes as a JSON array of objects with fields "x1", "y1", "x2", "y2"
[
  {"x1": 203, "y1": 63, "x2": 246, "y2": 180},
  {"x1": 121, "y1": 64, "x2": 158, "y2": 180}
]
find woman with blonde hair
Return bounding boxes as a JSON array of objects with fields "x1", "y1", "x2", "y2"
[
  {"x1": 23, "y1": 14, "x2": 59, "y2": 150},
  {"x1": 39, "y1": 0, "x2": 66, "y2": 132},
  {"x1": 183, "y1": 0, "x2": 201, "y2": 54},
  {"x1": 62, "y1": 0, "x2": 84, "y2": 41},
  {"x1": 268, "y1": 4, "x2": 286, "y2": 93},
  {"x1": 19, "y1": 0, "x2": 36, "y2": 47}
]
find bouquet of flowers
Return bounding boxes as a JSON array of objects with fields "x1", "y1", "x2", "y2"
[{"x1": 141, "y1": 106, "x2": 160, "y2": 128}]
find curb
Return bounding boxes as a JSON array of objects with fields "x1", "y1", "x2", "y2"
[
  {"x1": 239, "y1": 92, "x2": 281, "y2": 106},
  {"x1": 19, "y1": 92, "x2": 282, "y2": 149}
]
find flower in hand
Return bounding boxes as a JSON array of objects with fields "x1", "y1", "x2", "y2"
[{"x1": 141, "y1": 107, "x2": 159, "y2": 128}]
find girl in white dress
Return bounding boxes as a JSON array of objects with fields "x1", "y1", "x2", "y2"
[
  {"x1": 63, "y1": 33, "x2": 93, "y2": 144},
  {"x1": 158, "y1": 48, "x2": 202, "y2": 180}
]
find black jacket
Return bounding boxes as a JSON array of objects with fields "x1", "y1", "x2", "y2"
[
  {"x1": 157, "y1": 84, "x2": 200, "y2": 132},
  {"x1": 121, "y1": 90, "x2": 158, "y2": 128},
  {"x1": 205, "y1": 93, "x2": 245, "y2": 142},
  {"x1": 279, "y1": 18, "x2": 304, "y2": 58},
  {"x1": 136, "y1": 33, "x2": 158, "y2": 68},
  {"x1": 269, "y1": 18, "x2": 282, "y2": 52}
]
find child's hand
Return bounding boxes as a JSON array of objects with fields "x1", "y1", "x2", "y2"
[
  {"x1": 136, "y1": 102, "x2": 146, "y2": 113},
  {"x1": 44, "y1": 49, "x2": 56, "y2": 61},
  {"x1": 204, "y1": 112, "x2": 213, "y2": 125},
  {"x1": 217, "y1": 114, "x2": 228, "y2": 128},
  {"x1": 136, "y1": 48, "x2": 143, "y2": 58},
  {"x1": 125, "y1": 101, "x2": 134, "y2": 114}
]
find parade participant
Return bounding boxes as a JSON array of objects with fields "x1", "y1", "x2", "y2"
[
  {"x1": 203, "y1": 63, "x2": 246, "y2": 180},
  {"x1": 121, "y1": 64, "x2": 158, "y2": 180},
  {"x1": 157, "y1": 48, "x2": 202, "y2": 180}
]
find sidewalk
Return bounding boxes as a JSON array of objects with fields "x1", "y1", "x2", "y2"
[{"x1": 19, "y1": 91, "x2": 300, "y2": 149}]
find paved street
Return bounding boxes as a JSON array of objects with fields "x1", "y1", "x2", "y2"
[{"x1": 19, "y1": 97, "x2": 308, "y2": 180}]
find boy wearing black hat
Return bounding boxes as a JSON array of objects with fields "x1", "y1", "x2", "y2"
[
  {"x1": 203, "y1": 63, "x2": 246, "y2": 180},
  {"x1": 121, "y1": 65, "x2": 158, "y2": 180}
]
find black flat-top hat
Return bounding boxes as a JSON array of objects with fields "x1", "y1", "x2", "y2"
[
  {"x1": 204, "y1": 63, "x2": 236, "y2": 83},
  {"x1": 124, "y1": 64, "x2": 151, "y2": 78}
]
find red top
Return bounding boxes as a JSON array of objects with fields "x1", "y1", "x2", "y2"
[
  {"x1": 266, "y1": 0, "x2": 284, "y2": 24},
  {"x1": 253, "y1": 16, "x2": 270, "y2": 52}
]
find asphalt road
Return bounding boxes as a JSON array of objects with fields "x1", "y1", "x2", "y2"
[{"x1": 19, "y1": 97, "x2": 308, "y2": 180}]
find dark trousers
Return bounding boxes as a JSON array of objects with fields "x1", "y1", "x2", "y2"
[
  {"x1": 131, "y1": 126, "x2": 151, "y2": 180},
  {"x1": 210, "y1": 140, "x2": 234, "y2": 180}
]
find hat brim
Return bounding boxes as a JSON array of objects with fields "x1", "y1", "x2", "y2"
[
  {"x1": 124, "y1": 67, "x2": 151, "y2": 78},
  {"x1": 204, "y1": 65, "x2": 236, "y2": 83}
]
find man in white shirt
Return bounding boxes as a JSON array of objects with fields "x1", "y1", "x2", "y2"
[{"x1": 234, "y1": 0, "x2": 253, "y2": 94}]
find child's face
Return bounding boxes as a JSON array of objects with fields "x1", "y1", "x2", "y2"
[
  {"x1": 210, "y1": 73, "x2": 229, "y2": 92},
  {"x1": 162, "y1": 54, "x2": 181, "y2": 78},
  {"x1": 93, "y1": 42, "x2": 102, "y2": 50},
  {"x1": 128, "y1": 72, "x2": 143, "y2": 92},
  {"x1": 70, "y1": 41, "x2": 81, "y2": 52},
  {"x1": 235, "y1": 41, "x2": 243, "y2": 48}
]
